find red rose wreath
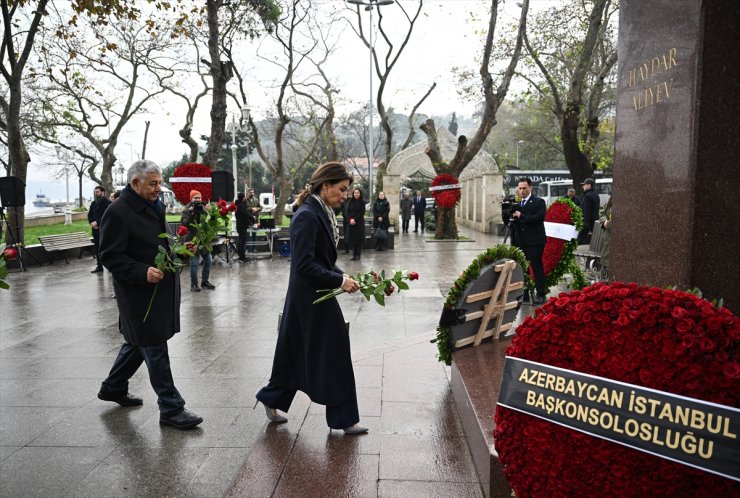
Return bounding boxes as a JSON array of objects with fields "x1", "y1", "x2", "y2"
[
  {"x1": 494, "y1": 282, "x2": 740, "y2": 497},
  {"x1": 534, "y1": 198, "x2": 586, "y2": 294},
  {"x1": 430, "y1": 173, "x2": 461, "y2": 209},
  {"x1": 170, "y1": 162, "x2": 213, "y2": 205}
]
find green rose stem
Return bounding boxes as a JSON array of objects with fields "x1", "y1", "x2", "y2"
[
  {"x1": 143, "y1": 284, "x2": 159, "y2": 323},
  {"x1": 313, "y1": 270, "x2": 419, "y2": 305}
]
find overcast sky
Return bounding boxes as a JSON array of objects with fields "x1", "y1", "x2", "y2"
[{"x1": 26, "y1": 0, "x2": 551, "y2": 202}]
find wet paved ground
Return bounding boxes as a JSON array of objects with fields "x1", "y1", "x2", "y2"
[{"x1": 1, "y1": 226, "x2": 512, "y2": 497}]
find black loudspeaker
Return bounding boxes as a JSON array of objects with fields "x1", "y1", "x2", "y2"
[
  {"x1": 211, "y1": 171, "x2": 234, "y2": 202},
  {"x1": 0, "y1": 176, "x2": 26, "y2": 207}
]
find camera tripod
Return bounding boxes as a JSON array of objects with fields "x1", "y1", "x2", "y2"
[{"x1": 0, "y1": 206, "x2": 41, "y2": 271}]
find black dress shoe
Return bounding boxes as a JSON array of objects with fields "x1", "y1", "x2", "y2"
[
  {"x1": 97, "y1": 390, "x2": 143, "y2": 407},
  {"x1": 201, "y1": 281, "x2": 216, "y2": 290},
  {"x1": 534, "y1": 295, "x2": 547, "y2": 305},
  {"x1": 91, "y1": 267, "x2": 104, "y2": 273},
  {"x1": 160, "y1": 409, "x2": 203, "y2": 430}
]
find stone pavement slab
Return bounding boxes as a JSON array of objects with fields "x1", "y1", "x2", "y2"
[{"x1": 1, "y1": 227, "x2": 510, "y2": 497}]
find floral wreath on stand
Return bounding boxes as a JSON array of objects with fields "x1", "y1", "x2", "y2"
[
  {"x1": 537, "y1": 198, "x2": 587, "y2": 294},
  {"x1": 430, "y1": 173, "x2": 461, "y2": 209},
  {"x1": 432, "y1": 244, "x2": 530, "y2": 365},
  {"x1": 170, "y1": 162, "x2": 213, "y2": 205},
  {"x1": 494, "y1": 282, "x2": 740, "y2": 497}
]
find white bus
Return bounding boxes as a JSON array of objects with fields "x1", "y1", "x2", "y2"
[{"x1": 537, "y1": 178, "x2": 612, "y2": 206}]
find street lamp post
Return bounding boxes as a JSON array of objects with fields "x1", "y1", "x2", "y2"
[
  {"x1": 516, "y1": 140, "x2": 525, "y2": 168},
  {"x1": 241, "y1": 107, "x2": 253, "y2": 189},
  {"x1": 348, "y1": 0, "x2": 394, "y2": 196},
  {"x1": 55, "y1": 145, "x2": 76, "y2": 224}
]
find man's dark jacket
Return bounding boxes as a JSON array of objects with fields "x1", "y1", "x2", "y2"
[
  {"x1": 99, "y1": 186, "x2": 180, "y2": 346},
  {"x1": 582, "y1": 189, "x2": 600, "y2": 232},
  {"x1": 514, "y1": 195, "x2": 547, "y2": 247},
  {"x1": 411, "y1": 195, "x2": 426, "y2": 216},
  {"x1": 88, "y1": 196, "x2": 111, "y2": 226}
]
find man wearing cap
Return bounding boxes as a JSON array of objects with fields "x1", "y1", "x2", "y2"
[
  {"x1": 181, "y1": 190, "x2": 216, "y2": 292},
  {"x1": 579, "y1": 178, "x2": 600, "y2": 244}
]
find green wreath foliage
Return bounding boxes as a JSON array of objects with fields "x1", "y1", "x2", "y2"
[{"x1": 432, "y1": 244, "x2": 530, "y2": 365}]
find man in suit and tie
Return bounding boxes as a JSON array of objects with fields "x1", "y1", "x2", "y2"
[
  {"x1": 412, "y1": 190, "x2": 426, "y2": 233},
  {"x1": 512, "y1": 177, "x2": 547, "y2": 305}
]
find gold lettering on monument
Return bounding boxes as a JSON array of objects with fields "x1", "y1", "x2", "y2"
[{"x1": 627, "y1": 47, "x2": 678, "y2": 111}]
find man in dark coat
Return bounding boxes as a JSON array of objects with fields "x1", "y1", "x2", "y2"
[
  {"x1": 411, "y1": 189, "x2": 426, "y2": 233},
  {"x1": 234, "y1": 192, "x2": 249, "y2": 262},
  {"x1": 256, "y1": 161, "x2": 367, "y2": 434},
  {"x1": 88, "y1": 185, "x2": 111, "y2": 273},
  {"x1": 97, "y1": 160, "x2": 202, "y2": 430},
  {"x1": 579, "y1": 178, "x2": 600, "y2": 244},
  {"x1": 512, "y1": 177, "x2": 548, "y2": 305}
]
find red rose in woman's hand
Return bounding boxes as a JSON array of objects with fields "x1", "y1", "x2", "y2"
[
  {"x1": 176, "y1": 225, "x2": 188, "y2": 237},
  {"x1": 228, "y1": 202, "x2": 237, "y2": 212}
]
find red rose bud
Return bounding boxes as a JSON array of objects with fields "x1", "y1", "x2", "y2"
[
  {"x1": 217, "y1": 199, "x2": 227, "y2": 208},
  {"x1": 408, "y1": 271, "x2": 419, "y2": 280},
  {"x1": 2, "y1": 247, "x2": 18, "y2": 260},
  {"x1": 185, "y1": 242, "x2": 196, "y2": 251},
  {"x1": 219, "y1": 206, "x2": 229, "y2": 216},
  {"x1": 228, "y1": 202, "x2": 237, "y2": 212},
  {"x1": 176, "y1": 225, "x2": 188, "y2": 237},
  {"x1": 385, "y1": 284, "x2": 396, "y2": 296}
]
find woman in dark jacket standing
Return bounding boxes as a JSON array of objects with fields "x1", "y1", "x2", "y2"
[
  {"x1": 372, "y1": 191, "x2": 390, "y2": 251},
  {"x1": 255, "y1": 162, "x2": 368, "y2": 434},
  {"x1": 346, "y1": 187, "x2": 366, "y2": 261}
]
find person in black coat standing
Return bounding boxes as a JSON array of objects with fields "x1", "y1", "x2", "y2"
[
  {"x1": 411, "y1": 190, "x2": 426, "y2": 233},
  {"x1": 88, "y1": 185, "x2": 111, "y2": 273},
  {"x1": 512, "y1": 177, "x2": 548, "y2": 305},
  {"x1": 372, "y1": 191, "x2": 391, "y2": 251},
  {"x1": 346, "y1": 187, "x2": 366, "y2": 261},
  {"x1": 579, "y1": 178, "x2": 600, "y2": 244},
  {"x1": 97, "y1": 160, "x2": 202, "y2": 430},
  {"x1": 234, "y1": 192, "x2": 250, "y2": 262},
  {"x1": 256, "y1": 162, "x2": 368, "y2": 434}
]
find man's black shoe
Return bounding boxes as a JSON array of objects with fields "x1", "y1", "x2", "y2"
[
  {"x1": 160, "y1": 409, "x2": 203, "y2": 430},
  {"x1": 534, "y1": 295, "x2": 547, "y2": 305},
  {"x1": 201, "y1": 281, "x2": 216, "y2": 290},
  {"x1": 97, "y1": 390, "x2": 143, "y2": 407},
  {"x1": 522, "y1": 292, "x2": 531, "y2": 303},
  {"x1": 91, "y1": 267, "x2": 104, "y2": 273},
  {"x1": 191, "y1": 284, "x2": 201, "y2": 292}
]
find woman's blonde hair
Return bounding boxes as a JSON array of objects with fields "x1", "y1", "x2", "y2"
[{"x1": 294, "y1": 162, "x2": 351, "y2": 207}]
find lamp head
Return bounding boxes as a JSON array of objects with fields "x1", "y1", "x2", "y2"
[{"x1": 241, "y1": 107, "x2": 251, "y2": 122}]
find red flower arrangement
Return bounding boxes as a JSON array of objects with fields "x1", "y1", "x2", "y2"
[
  {"x1": 494, "y1": 282, "x2": 740, "y2": 497},
  {"x1": 535, "y1": 198, "x2": 586, "y2": 294},
  {"x1": 0, "y1": 243, "x2": 18, "y2": 290},
  {"x1": 431, "y1": 173, "x2": 461, "y2": 209},
  {"x1": 170, "y1": 163, "x2": 213, "y2": 205}
]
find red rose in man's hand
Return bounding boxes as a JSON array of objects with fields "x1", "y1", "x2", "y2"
[
  {"x1": 2, "y1": 247, "x2": 18, "y2": 260},
  {"x1": 219, "y1": 206, "x2": 229, "y2": 216},
  {"x1": 228, "y1": 202, "x2": 237, "y2": 212},
  {"x1": 176, "y1": 225, "x2": 188, "y2": 237},
  {"x1": 217, "y1": 199, "x2": 227, "y2": 208}
]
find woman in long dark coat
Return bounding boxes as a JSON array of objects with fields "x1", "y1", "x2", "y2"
[
  {"x1": 255, "y1": 162, "x2": 368, "y2": 434},
  {"x1": 346, "y1": 187, "x2": 366, "y2": 261},
  {"x1": 372, "y1": 191, "x2": 391, "y2": 251}
]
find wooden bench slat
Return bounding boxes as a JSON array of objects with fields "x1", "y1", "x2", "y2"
[{"x1": 38, "y1": 232, "x2": 94, "y2": 264}]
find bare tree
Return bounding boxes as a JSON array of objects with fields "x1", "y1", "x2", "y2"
[
  {"x1": 246, "y1": 0, "x2": 332, "y2": 225},
  {"x1": 34, "y1": 12, "x2": 177, "y2": 193},
  {"x1": 349, "y1": 0, "x2": 435, "y2": 193},
  {"x1": 200, "y1": 0, "x2": 279, "y2": 168},
  {"x1": 521, "y1": 0, "x2": 618, "y2": 190},
  {"x1": 1, "y1": 0, "x2": 156, "y2": 243},
  {"x1": 420, "y1": 0, "x2": 530, "y2": 239}
]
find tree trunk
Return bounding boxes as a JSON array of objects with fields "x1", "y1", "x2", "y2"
[
  {"x1": 561, "y1": 105, "x2": 593, "y2": 192},
  {"x1": 142, "y1": 121, "x2": 150, "y2": 160},
  {"x1": 5, "y1": 82, "x2": 31, "y2": 245},
  {"x1": 202, "y1": 0, "x2": 228, "y2": 169},
  {"x1": 435, "y1": 206, "x2": 458, "y2": 240},
  {"x1": 78, "y1": 173, "x2": 84, "y2": 208},
  {"x1": 179, "y1": 126, "x2": 200, "y2": 162}
]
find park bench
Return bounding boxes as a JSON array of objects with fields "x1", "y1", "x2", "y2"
[
  {"x1": 574, "y1": 220, "x2": 605, "y2": 270},
  {"x1": 38, "y1": 232, "x2": 94, "y2": 264}
]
